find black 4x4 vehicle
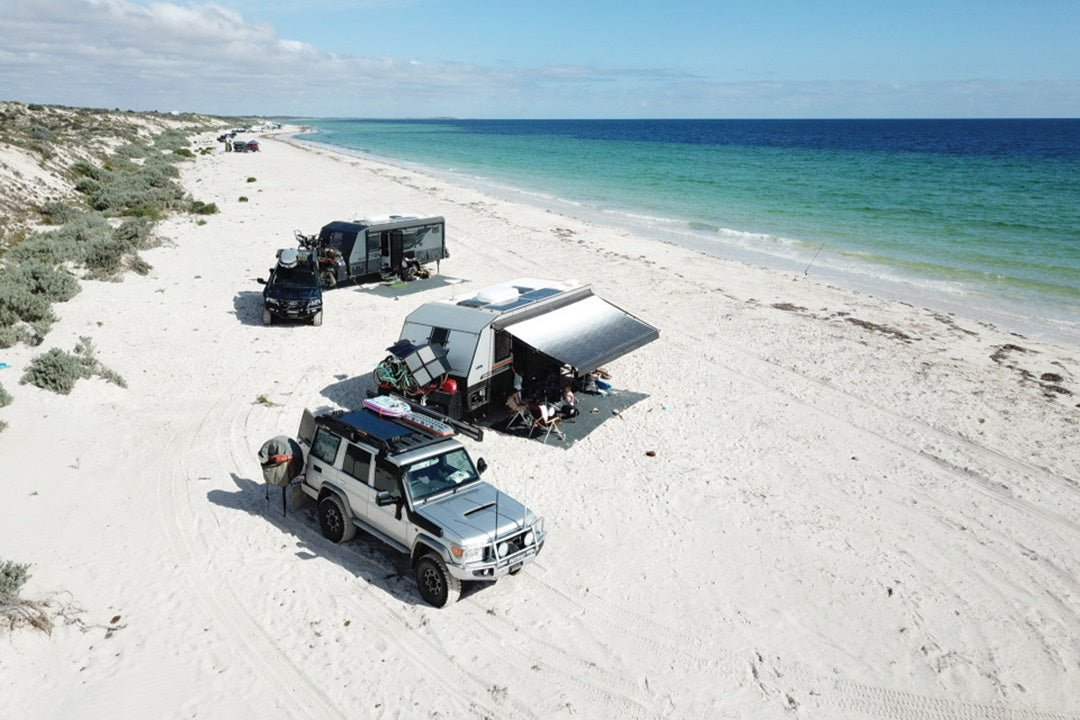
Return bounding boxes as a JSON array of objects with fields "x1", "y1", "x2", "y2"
[{"x1": 258, "y1": 248, "x2": 323, "y2": 326}]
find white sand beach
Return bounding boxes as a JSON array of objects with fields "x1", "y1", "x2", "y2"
[{"x1": 1, "y1": 129, "x2": 1078, "y2": 719}]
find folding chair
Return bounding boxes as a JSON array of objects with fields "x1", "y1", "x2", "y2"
[
  {"x1": 528, "y1": 403, "x2": 565, "y2": 444},
  {"x1": 505, "y1": 391, "x2": 532, "y2": 431}
]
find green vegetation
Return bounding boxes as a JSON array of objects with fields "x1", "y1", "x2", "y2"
[
  {"x1": 22, "y1": 336, "x2": 126, "y2": 395},
  {"x1": 190, "y1": 200, "x2": 219, "y2": 215},
  {"x1": 238, "y1": 196, "x2": 249, "y2": 203},
  {"x1": 0, "y1": 381, "x2": 11, "y2": 407},
  {"x1": 0, "y1": 559, "x2": 51, "y2": 633},
  {"x1": 246, "y1": 176, "x2": 257, "y2": 183}
]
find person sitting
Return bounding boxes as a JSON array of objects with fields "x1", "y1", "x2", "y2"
[
  {"x1": 559, "y1": 384, "x2": 579, "y2": 419},
  {"x1": 505, "y1": 388, "x2": 532, "y2": 429}
]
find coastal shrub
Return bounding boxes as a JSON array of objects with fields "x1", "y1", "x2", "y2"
[
  {"x1": 238, "y1": 196, "x2": 249, "y2": 203},
  {"x1": 0, "y1": 559, "x2": 53, "y2": 632},
  {"x1": 2, "y1": 264, "x2": 80, "y2": 305},
  {"x1": 191, "y1": 200, "x2": 218, "y2": 215},
  {"x1": 0, "y1": 560, "x2": 29, "y2": 603},
  {"x1": 154, "y1": 129, "x2": 190, "y2": 152},
  {"x1": 10, "y1": 213, "x2": 111, "y2": 266},
  {"x1": 22, "y1": 336, "x2": 127, "y2": 394},
  {"x1": 0, "y1": 381, "x2": 11, "y2": 408},
  {"x1": 173, "y1": 148, "x2": 194, "y2": 159},
  {"x1": 22, "y1": 347, "x2": 89, "y2": 394},
  {"x1": 246, "y1": 177, "x2": 257, "y2": 183},
  {"x1": 0, "y1": 280, "x2": 56, "y2": 327},
  {"x1": 38, "y1": 201, "x2": 82, "y2": 226},
  {"x1": 0, "y1": 327, "x2": 17, "y2": 349}
]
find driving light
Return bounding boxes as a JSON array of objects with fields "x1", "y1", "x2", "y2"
[
  {"x1": 524, "y1": 531, "x2": 535, "y2": 547},
  {"x1": 497, "y1": 542, "x2": 509, "y2": 558}
]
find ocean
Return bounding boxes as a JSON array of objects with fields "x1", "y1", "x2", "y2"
[{"x1": 293, "y1": 118, "x2": 1080, "y2": 343}]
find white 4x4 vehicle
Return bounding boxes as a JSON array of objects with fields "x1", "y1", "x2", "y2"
[{"x1": 294, "y1": 398, "x2": 545, "y2": 607}]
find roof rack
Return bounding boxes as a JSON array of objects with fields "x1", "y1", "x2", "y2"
[{"x1": 315, "y1": 407, "x2": 448, "y2": 456}]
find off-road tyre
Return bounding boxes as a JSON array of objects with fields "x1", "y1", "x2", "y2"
[
  {"x1": 415, "y1": 552, "x2": 461, "y2": 608},
  {"x1": 262, "y1": 308, "x2": 272, "y2": 326},
  {"x1": 312, "y1": 310, "x2": 323, "y2": 327},
  {"x1": 318, "y1": 494, "x2": 355, "y2": 543}
]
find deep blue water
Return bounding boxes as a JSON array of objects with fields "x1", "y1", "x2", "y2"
[{"x1": 293, "y1": 118, "x2": 1080, "y2": 337}]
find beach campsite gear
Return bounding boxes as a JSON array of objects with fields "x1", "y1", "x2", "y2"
[{"x1": 258, "y1": 435, "x2": 304, "y2": 516}]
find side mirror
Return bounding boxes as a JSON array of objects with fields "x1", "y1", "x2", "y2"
[
  {"x1": 376, "y1": 490, "x2": 397, "y2": 507},
  {"x1": 257, "y1": 278, "x2": 266, "y2": 285},
  {"x1": 476, "y1": 458, "x2": 488, "y2": 475}
]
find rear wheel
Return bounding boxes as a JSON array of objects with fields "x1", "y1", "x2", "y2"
[
  {"x1": 318, "y1": 495, "x2": 355, "y2": 543},
  {"x1": 262, "y1": 308, "x2": 272, "y2": 326},
  {"x1": 320, "y1": 269, "x2": 337, "y2": 289},
  {"x1": 415, "y1": 552, "x2": 461, "y2": 608}
]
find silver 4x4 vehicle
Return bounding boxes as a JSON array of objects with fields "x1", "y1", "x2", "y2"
[{"x1": 295, "y1": 398, "x2": 546, "y2": 607}]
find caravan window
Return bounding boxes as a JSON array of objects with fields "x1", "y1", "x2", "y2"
[
  {"x1": 430, "y1": 326, "x2": 450, "y2": 346},
  {"x1": 494, "y1": 330, "x2": 512, "y2": 364}
]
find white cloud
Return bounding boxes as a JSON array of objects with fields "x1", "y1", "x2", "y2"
[{"x1": 1, "y1": 0, "x2": 1076, "y2": 117}]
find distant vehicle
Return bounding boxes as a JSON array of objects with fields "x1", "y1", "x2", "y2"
[
  {"x1": 374, "y1": 278, "x2": 659, "y2": 419},
  {"x1": 297, "y1": 214, "x2": 447, "y2": 288},
  {"x1": 232, "y1": 139, "x2": 259, "y2": 152},
  {"x1": 271, "y1": 397, "x2": 545, "y2": 607},
  {"x1": 257, "y1": 247, "x2": 323, "y2": 325}
]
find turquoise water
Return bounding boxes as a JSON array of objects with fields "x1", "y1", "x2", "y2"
[{"x1": 294, "y1": 119, "x2": 1080, "y2": 340}]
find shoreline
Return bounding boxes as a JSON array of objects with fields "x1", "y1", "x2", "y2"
[
  {"x1": 287, "y1": 130, "x2": 1080, "y2": 347},
  {"x1": 3, "y1": 125, "x2": 1078, "y2": 719}
]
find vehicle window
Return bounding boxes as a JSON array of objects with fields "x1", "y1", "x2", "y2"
[
  {"x1": 373, "y1": 465, "x2": 400, "y2": 497},
  {"x1": 342, "y1": 444, "x2": 372, "y2": 484},
  {"x1": 310, "y1": 428, "x2": 341, "y2": 465},
  {"x1": 405, "y1": 449, "x2": 479, "y2": 503},
  {"x1": 272, "y1": 264, "x2": 317, "y2": 288}
]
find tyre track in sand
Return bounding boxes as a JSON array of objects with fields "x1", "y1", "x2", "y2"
[
  {"x1": 522, "y1": 563, "x2": 1080, "y2": 719},
  {"x1": 185, "y1": 362, "x2": 540, "y2": 719},
  {"x1": 154, "y1": 366, "x2": 347, "y2": 720}
]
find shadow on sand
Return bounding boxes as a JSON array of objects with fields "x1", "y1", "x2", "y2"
[
  {"x1": 207, "y1": 472, "x2": 495, "y2": 606},
  {"x1": 354, "y1": 274, "x2": 468, "y2": 300}
]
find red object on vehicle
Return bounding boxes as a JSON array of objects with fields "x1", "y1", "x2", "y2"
[{"x1": 441, "y1": 378, "x2": 458, "y2": 393}]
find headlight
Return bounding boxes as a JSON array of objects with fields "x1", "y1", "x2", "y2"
[
  {"x1": 308, "y1": 299, "x2": 322, "y2": 309},
  {"x1": 265, "y1": 298, "x2": 280, "y2": 307},
  {"x1": 451, "y1": 545, "x2": 485, "y2": 563}
]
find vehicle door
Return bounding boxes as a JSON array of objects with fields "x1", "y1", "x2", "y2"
[
  {"x1": 307, "y1": 426, "x2": 350, "y2": 499},
  {"x1": 337, "y1": 441, "x2": 377, "y2": 522},
  {"x1": 367, "y1": 458, "x2": 415, "y2": 549}
]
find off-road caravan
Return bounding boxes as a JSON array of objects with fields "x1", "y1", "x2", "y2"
[
  {"x1": 373, "y1": 279, "x2": 659, "y2": 419},
  {"x1": 308, "y1": 214, "x2": 447, "y2": 287}
]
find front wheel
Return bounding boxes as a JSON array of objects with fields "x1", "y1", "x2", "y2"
[
  {"x1": 312, "y1": 310, "x2": 323, "y2": 327},
  {"x1": 262, "y1": 308, "x2": 272, "y2": 326},
  {"x1": 318, "y1": 495, "x2": 355, "y2": 543},
  {"x1": 415, "y1": 553, "x2": 461, "y2": 608}
]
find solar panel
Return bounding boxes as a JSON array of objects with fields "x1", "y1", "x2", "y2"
[{"x1": 339, "y1": 410, "x2": 415, "y2": 443}]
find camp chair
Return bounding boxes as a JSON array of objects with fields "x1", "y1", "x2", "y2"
[
  {"x1": 505, "y1": 392, "x2": 532, "y2": 431},
  {"x1": 528, "y1": 403, "x2": 565, "y2": 444}
]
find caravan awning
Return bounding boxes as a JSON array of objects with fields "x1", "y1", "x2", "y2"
[{"x1": 498, "y1": 294, "x2": 659, "y2": 373}]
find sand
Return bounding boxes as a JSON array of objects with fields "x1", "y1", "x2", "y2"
[{"x1": 1, "y1": 129, "x2": 1078, "y2": 720}]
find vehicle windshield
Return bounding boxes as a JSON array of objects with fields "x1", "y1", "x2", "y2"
[
  {"x1": 404, "y1": 449, "x2": 480, "y2": 503},
  {"x1": 272, "y1": 264, "x2": 317, "y2": 288}
]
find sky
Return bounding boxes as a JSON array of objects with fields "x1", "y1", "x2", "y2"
[{"x1": 1, "y1": 0, "x2": 1078, "y2": 118}]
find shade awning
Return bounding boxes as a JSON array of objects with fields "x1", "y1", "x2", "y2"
[{"x1": 498, "y1": 294, "x2": 658, "y2": 373}]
